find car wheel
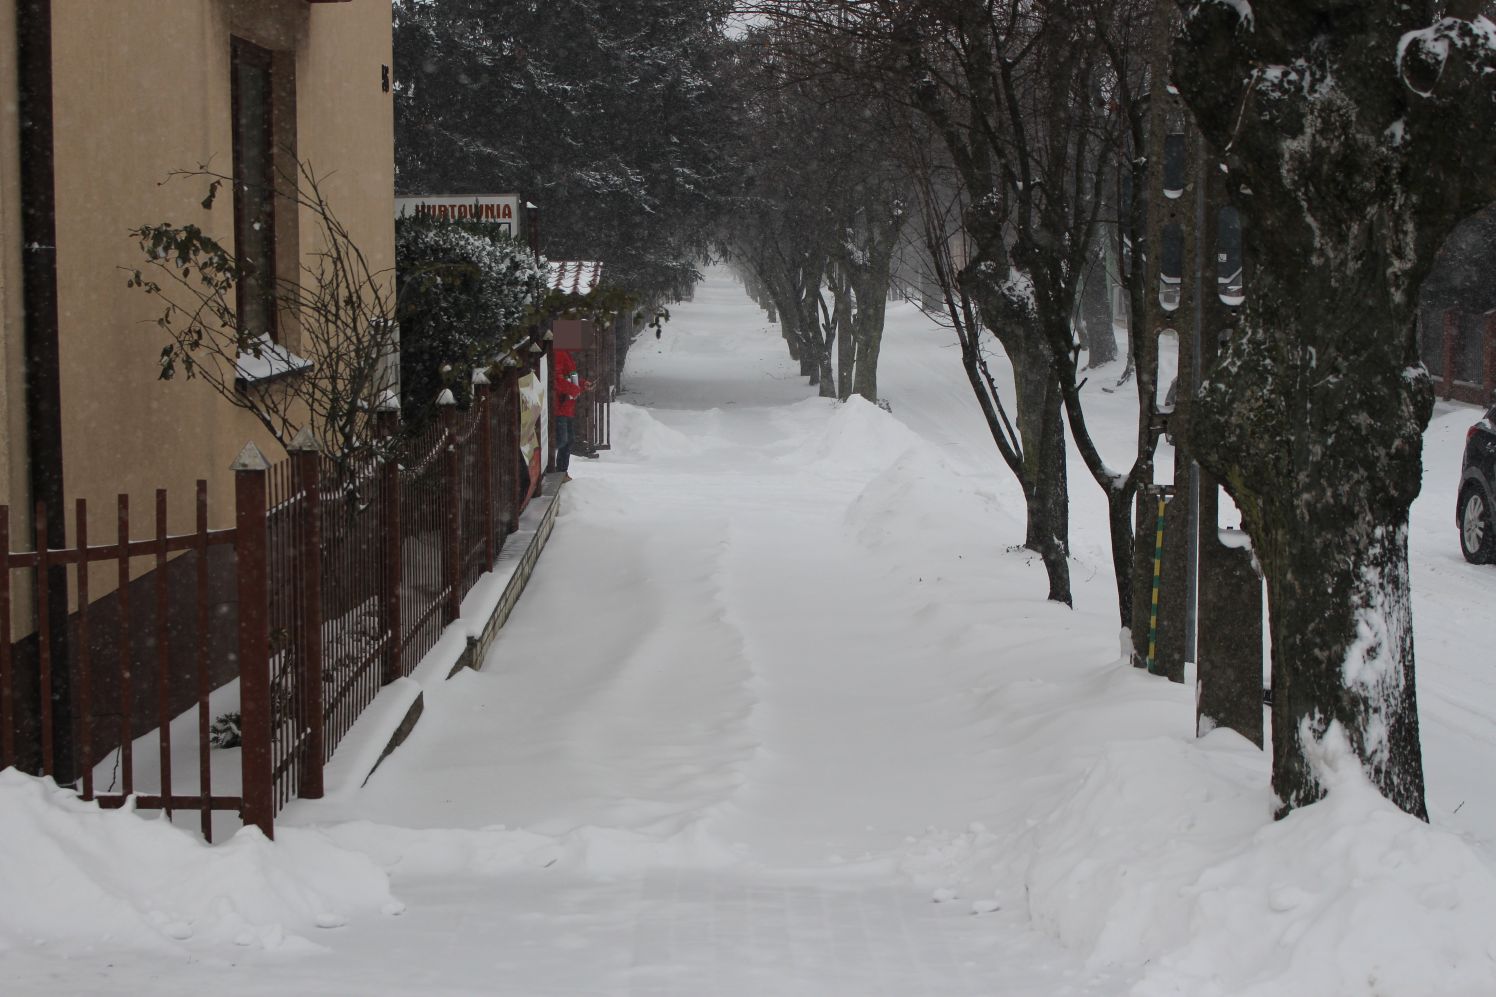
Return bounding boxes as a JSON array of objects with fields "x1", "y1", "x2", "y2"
[{"x1": 1458, "y1": 487, "x2": 1496, "y2": 564}]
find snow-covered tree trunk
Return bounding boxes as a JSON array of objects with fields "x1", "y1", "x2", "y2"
[
  {"x1": 850, "y1": 226, "x2": 897, "y2": 404},
  {"x1": 1010, "y1": 329, "x2": 1072, "y2": 603},
  {"x1": 1078, "y1": 246, "x2": 1118, "y2": 367},
  {"x1": 762, "y1": 273, "x2": 804, "y2": 364},
  {"x1": 836, "y1": 279, "x2": 855, "y2": 401},
  {"x1": 798, "y1": 275, "x2": 825, "y2": 384},
  {"x1": 1201, "y1": 262, "x2": 1432, "y2": 817},
  {"x1": 850, "y1": 290, "x2": 884, "y2": 403},
  {"x1": 1175, "y1": 1, "x2": 1496, "y2": 817}
]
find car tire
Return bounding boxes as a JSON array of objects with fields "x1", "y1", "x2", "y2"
[{"x1": 1458, "y1": 486, "x2": 1496, "y2": 564}]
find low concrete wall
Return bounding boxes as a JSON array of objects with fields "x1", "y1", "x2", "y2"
[
  {"x1": 458, "y1": 475, "x2": 564, "y2": 674},
  {"x1": 356, "y1": 475, "x2": 566, "y2": 787}
]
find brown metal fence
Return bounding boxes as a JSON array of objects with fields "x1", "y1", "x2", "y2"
[
  {"x1": 315, "y1": 455, "x2": 390, "y2": 768},
  {"x1": 396, "y1": 416, "x2": 453, "y2": 678},
  {"x1": 573, "y1": 331, "x2": 615, "y2": 454},
  {"x1": 457, "y1": 386, "x2": 494, "y2": 594},
  {"x1": 3, "y1": 365, "x2": 537, "y2": 842},
  {"x1": 0, "y1": 468, "x2": 274, "y2": 842},
  {"x1": 494, "y1": 371, "x2": 522, "y2": 535}
]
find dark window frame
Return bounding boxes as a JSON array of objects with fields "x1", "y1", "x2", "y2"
[{"x1": 230, "y1": 37, "x2": 279, "y2": 344}]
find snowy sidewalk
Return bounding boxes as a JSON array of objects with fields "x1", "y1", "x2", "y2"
[{"x1": 275, "y1": 270, "x2": 1136, "y2": 995}]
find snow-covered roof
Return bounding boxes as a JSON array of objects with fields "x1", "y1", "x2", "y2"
[{"x1": 547, "y1": 261, "x2": 603, "y2": 296}]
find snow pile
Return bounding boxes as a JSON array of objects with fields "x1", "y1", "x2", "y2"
[
  {"x1": 845, "y1": 443, "x2": 1017, "y2": 556},
  {"x1": 1020, "y1": 728, "x2": 1496, "y2": 997},
  {"x1": 776, "y1": 395, "x2": 924, "y2": 470},
  {"x1": 608, "y1": 401, "x2": 704, "y2": 460},
  {"x1": 1021, "y1": 734, "x2": 1270, "y2": 966},
  {"x1": 0, "y1": 770, "x2": 401, "y2": 954},
  {"x1": 1132, "y1": 727, "x2": 1496, "y2": 997}
]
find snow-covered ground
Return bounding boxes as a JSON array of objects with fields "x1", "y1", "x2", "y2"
[{"x1": 4, "y1": 268, "x2": 1495, "y2": 995}]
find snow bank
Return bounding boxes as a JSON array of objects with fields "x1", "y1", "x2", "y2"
[
  {"x1": 777, "y1": 395, "x2": 924, "y2": 470},
  {"x1": 1130, "y1": 727, "x2": 1496, "y2": 997},
  {"x1": 0, "y1": 770, "x2": 401, "y2": 955},
  {"x1": 845, "y1": 440, "x2": 1018, "y2": 554},
  {"x1": 608, "y1": 402, "x2": 704, "y2": 460},
  {"x1": 1022, "y1": 734, "x2": 1270, "y2": 966},
  {"x1": 1018, "y1": 729, "x2": 1496, "y2": 997}
]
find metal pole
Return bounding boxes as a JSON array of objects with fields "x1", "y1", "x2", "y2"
[
  {"x1": 1184, "y1": 140, "x2": 1208, "y2": 668},
  {"x1": 289, "y1": 430, "x2": 324, "y2": 799}
]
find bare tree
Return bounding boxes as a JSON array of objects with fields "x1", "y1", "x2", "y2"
[
  {"x1": 129, "y1": 163, "x2": 398, "y2": 479},
  {"x1": 758, "y1": 0, "x2": 1163, "y2": 621}
]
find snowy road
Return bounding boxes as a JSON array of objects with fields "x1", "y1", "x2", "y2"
[{"x1": 6, "y1": 269, "x2": 1496, "y2": 995}]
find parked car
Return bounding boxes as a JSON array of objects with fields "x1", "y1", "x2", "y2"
[{"x1": 1458, "y1": 404, "x2": 1496, "y2": 563}]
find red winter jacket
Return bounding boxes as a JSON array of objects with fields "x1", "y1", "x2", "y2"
[{"x1": 553, "y1": 349, "x2": 584, "y2": 417}]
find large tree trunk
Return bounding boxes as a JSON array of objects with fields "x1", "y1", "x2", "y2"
[
  {"x1": 1079, "y1": 246, "x2": 1118, "y2": 367},
  {"x1": 851, "y1": 234, "x2": 895, "y2": 403},
  {"x1": 1014, "y1": 336, "x2": 1072, "y2": 606},
  {"x1": 766, "y1": 281, "x2": 803, "y2": 364},
  {"x1": 961, "y1": 271, "x2": 1074, "y2": 608},
  {"x1": 1257, "y1": 486, "x2": 1425, "y2": 819},
  {"x1": 798, "y1": 277, "x2": 823, "y2": 383},
  {"x1": 1171, "y1": 0, "x2": 1496, "y2": 818},
  {"x1": 1189, "y1": 272, "x2": 1432, "y2": 819},
  {"x1": 851, "y1": 297, "x2": 884, "y2": 402},
  {"x1": 831, "y1": 275, "x2": 853, "y2": 400}
]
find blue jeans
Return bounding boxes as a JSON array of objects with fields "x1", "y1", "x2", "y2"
[{"x1": 555, "y1": 415, "x2": 574, "y2": 473}]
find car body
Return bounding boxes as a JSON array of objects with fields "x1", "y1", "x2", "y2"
[{"x1": 1457, "y1": 403, "x2": 1496, "y2": 563}]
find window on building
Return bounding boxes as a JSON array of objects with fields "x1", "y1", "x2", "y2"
[{"x1": 231, "y1": 38, "x2": 278, "y2": 343}]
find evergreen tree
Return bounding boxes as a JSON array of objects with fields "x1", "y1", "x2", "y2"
[{"x1": 393, "y1": 0, "x2": 740, "y2": 302}]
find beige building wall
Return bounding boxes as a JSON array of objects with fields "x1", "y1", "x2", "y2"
[
  {"x1": 0, "y1": 1, "x2": 392, "y2": 632},
  {"x1": 300, "y1": 1, "x2": 396, "y2": 306},
  {"x1": 37, "y1": 0, "x2": 393, "y2": 544}
]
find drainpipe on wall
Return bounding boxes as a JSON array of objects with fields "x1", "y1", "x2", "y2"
[{"x1": 16, "y1": 0, "x2": 73, "y2": 783}]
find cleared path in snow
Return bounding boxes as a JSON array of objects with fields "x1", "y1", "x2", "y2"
[{"x1": 279, "y1": 270, "x2": 1132, "y2": 995}]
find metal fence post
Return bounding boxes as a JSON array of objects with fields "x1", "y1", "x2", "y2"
[
  {"x1": 502, "y1": 360, "x2": 522, "y2": 533},
  {"x1": 475, "y1": 373, "x2": 496, "y2": 569},
  {"x1": 439, "y1": 392, "x2": 461, "y2": 624},
  {"x1": 377, "y1": 405, "x2": 403, "y2": 684},
  {"x1": 288, "y1": 428, "x2": 324, "y2": 799},
  {"x1": 233, "y1": 443, "x2": 274, "y2": 839}
]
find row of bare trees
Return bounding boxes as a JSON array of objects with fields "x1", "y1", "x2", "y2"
[
  {"x1": 735, "y1": 0, "x2": 1496, "y2": 823},
  {"x1": 717, "y1": 27, "x2": 909, "y2": 405}
]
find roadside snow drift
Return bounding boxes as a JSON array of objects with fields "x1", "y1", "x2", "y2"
[
  {"x1": 1020, "y1": 728, "x2": 1496, "y2": 996},
  {"x1": 0, "y1": 770, "x2": 400, "y2": 955}
]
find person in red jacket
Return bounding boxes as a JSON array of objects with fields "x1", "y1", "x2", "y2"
[{"x1": 552, "y1": 348, "x2": 591, "y2": 480}]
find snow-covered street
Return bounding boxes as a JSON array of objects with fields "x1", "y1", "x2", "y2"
[{"x1": 5, "y1": 269, "x2": 1496, "y2": 995}]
